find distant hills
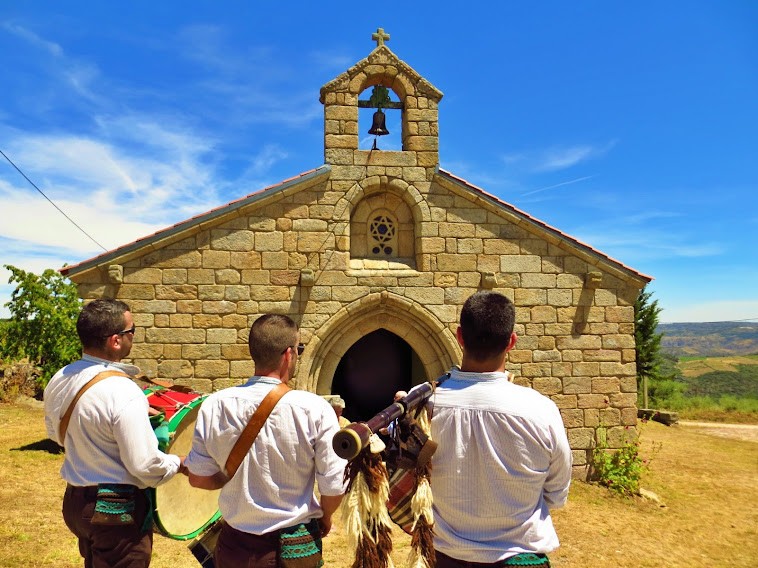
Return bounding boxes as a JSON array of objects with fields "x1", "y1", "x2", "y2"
[{"x1": 658, "y1": 322, "x2": 758, "y2": 357}]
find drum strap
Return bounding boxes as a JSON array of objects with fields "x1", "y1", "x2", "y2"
[
  {"x1": 59, "y1": 370, "x2": 130, "y2": 443},
  {"x1": 224, "y1": 382, "x2": 290, "y2": 479}
]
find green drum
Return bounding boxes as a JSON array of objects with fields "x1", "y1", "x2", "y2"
[{"x1": 146, "y1": 388, "x2": 222, "y2": 540}]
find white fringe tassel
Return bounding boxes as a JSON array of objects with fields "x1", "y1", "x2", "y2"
[{"x1": 341, "y1": 465, "x2": 395, "y2": 568}]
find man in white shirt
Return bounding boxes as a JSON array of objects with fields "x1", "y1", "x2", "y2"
[
  {"x1": 186, "y1": 313, "x2": 346, "y2": 568},
  {"x1": 431, "y1": 291, "x2": 572, "y2": 568},
  {"x1": 44, "y1": 298, "x2": 185, "y2": 568}
]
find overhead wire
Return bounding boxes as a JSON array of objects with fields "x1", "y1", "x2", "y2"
[{"x1": 0, "y1": 148, "x2": 108, "y2": 252}]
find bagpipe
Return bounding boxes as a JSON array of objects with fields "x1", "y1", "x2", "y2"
[{"x1": 332, "y1": 371, "x2": 451, "y2": 568}]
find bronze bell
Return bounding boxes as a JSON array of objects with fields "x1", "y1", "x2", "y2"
[{"x1": 368, "y1": 109, "x2": 389, "y2": 136}]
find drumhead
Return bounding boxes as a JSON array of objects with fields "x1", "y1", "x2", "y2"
[{"x1": 152, "y1": 397, "x2": 221, "y2": 540}]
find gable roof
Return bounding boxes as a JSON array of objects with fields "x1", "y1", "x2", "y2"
[
  {"x1": 60, "y1": 166, "x2": 331, "y2": 278},
  {"x1": 435, "y1": 168, "x2": 652, "y2": 285},
  {"x1": 60, "y1": 163, "x2": 651, "y2": 286}
]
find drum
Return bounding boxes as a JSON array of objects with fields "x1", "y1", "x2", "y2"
[
  {"x1": 189, "y1": 519, "x2": 222, "y2": 568},
  {"x1": 145, "y1": 387, "x2": 222, "y2": 540}
]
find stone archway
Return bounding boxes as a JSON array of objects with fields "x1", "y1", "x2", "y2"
[
  {"x1": 331, "y1": 328, "x2": 418, "y2": 422},
  {"x1": 302, "y1": 291, "x2": 459, "y2": 395}
]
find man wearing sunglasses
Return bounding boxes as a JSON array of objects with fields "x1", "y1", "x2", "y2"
[
  {"x1": 186, "y1": 313, "x2": 346, "y2": 568},
  {"x1": 44, "y1": 298, "x2": 185, "y2": 568}
]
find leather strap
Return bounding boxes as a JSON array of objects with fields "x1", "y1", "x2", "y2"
[
  {"x1": 224, "y1": 383, "x2": 290, "y2": 479},
  {"x1": 58, "y1": 370, "x2": 130, "y2": 442}
]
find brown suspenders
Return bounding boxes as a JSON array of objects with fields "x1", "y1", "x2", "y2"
[
  {"x1": 224, "y1": 382, "x2": 290, "y2": 479},
  {"x1": 58, "y1": 370, "x2": 130, "y2": 443},
  {"x1": 59, "y1": 371, "x2": 289, "y2": 481}
]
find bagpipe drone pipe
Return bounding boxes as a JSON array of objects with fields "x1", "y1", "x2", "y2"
[{"x1": 332, "y1": 370, "x2": 452, "y2": 568}]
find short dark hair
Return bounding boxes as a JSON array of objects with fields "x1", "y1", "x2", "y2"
[
  {"x1": 248, "y1": 314, "x2": 298, "y2": 370},
  {"x1": 460, "y1": 291, "x2": 515, "y2": 361},
  {"x1": 77, "y1": 298, "x2": 131, "y2": 350}
]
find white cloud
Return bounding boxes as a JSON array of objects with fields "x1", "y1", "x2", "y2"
[
  {"x1": 573, "y1": 226, "x2": 723, "y2": 263},
  {"x1": 3, "y1": 22, "x2": 102, "y2": 103},
  {"x1": 2, "y1": 21, "x2": 62, "y2": 57},
  {"x1": 503, "y1": 140, "x2": 618, "y2": 173},
  {"x1": 537, "y1": 145, "x2": 597, "y2": 171}
]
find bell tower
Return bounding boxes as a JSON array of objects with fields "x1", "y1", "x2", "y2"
[{"x1": 319, "y1": 28, "x2": 444, "y2": 176}]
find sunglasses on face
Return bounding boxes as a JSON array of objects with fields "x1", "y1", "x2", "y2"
[
  {"x1": 282, "y1": 343, "x2": 305, "y2": 356},
  {"x1": 103, "y1": 324, "x2": 136, "y2": 338}
]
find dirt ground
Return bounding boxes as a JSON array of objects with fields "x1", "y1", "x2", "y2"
[
  {"x1": 1, "y1": 399, "x2": 756, "y2": 568},
  {"x1": 678, "y1": 420, "x2": 758, "y2": 443}
]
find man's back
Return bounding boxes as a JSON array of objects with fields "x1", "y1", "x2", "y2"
[
  {"x1": 187, "y1": 377, "x2": 346, "y2": 534},
  {"x1": 430, "y1": 368, "x2": 572, "y2": 563}
]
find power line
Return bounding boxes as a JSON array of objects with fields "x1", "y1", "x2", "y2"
[{"x1": 0, "y1": 149, "x2": 108, "y2": 252}]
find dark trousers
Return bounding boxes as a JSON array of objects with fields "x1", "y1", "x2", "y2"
[
  {"x1": 214, "y1": 520, "x2": 323, "y2": 568},
  {"x1": 63, "y1": 484, "x2": 153, "y2": 568},
  {"x1": 215, "y1": 522, "x2": 278, "y2": 568},
  {"x1": 436, "y1": 550, "x2": 551, "y2": 568}
]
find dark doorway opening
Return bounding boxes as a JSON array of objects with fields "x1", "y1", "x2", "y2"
[{"x1": 332, "y1": 329, "x2": 414, "y2": 423}]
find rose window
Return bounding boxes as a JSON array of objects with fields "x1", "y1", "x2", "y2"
[{"x1": 369, "y1": 215, "x2": 396, "y2": 256}]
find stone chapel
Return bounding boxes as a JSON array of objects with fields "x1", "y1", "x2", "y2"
[{"x1": 61, "y1": 30, "x2": 652, "y2": 478}]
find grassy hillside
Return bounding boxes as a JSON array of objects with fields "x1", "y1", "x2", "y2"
[
  {"x1": 649, "y1": 354, "x2": 758, "y2": 422},
  {"x1": 678, "y1": 354, "x2": 758, "y2": 377},
  {"x1": 658, "y1": 322, "x2": 758, "y2": 356}
]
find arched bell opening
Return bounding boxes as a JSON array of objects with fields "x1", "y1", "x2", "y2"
[
  {"x1": 358, "y1": 85, "x2": 403, "y2": 151},
  {"x1": 331, "y1": 328, "x2": 427, "y2": 423}
]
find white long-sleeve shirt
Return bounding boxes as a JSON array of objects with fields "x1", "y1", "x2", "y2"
[
  {"x1": 44, "y1": 357, "x2": 181, "y2": 488},
  {"x1": 185, "y1": 376, "x2": 347, "y2": 534},
  {"x1": 428, "y1": 368, "x2": 572, "y2": 563}
]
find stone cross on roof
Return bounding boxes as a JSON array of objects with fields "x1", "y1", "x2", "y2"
[{"x1": 372, "y1": 27, "x2": 390, "y2": 47}]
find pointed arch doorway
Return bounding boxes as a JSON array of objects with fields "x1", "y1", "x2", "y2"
[{"x1": 331, "y1": 328, "x2": 425, "y2": 423}]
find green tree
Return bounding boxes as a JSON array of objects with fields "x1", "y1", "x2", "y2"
[
  {"x1": 0, "y1": 265, "x2": 82, "y2": 387},
  {"x1": 635, "y1": 286, "x2": 664, "y2": 408}
]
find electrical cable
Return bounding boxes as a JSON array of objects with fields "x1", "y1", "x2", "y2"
[{"x1": 0, "y1": 148, "x2": 108, "y2": 252}]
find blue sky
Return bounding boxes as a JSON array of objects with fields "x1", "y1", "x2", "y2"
[{"x1": 1, "y1": 1, "x2": 756, "y2": 323}]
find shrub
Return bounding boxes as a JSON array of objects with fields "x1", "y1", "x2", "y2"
[{"x1": 590, "y1": 423, "x2": 660, "y2": 497}]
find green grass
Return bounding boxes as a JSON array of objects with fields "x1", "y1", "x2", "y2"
[{"x1": 646, "y1": 355, "x2": 758, "y2": 423}]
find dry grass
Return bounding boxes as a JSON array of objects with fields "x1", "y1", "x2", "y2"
[
  {"x1": 678, "y1": 355, "x2": 758, "y2": 377},
  {"x1": 2, "y1": 399, "x2": 756, "y2": 568}
]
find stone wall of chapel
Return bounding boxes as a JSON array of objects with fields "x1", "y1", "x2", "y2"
[
  {"x1": 69, "y1": 45, "x2": 645, "y2": 479},
  {"x1": 72, "y1": 167, "x2": 640, "y2": 478}
]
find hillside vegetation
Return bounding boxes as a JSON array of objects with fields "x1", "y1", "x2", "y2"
[{"x1": 659, "y1": 321, "x2": 758, "y2": 356}]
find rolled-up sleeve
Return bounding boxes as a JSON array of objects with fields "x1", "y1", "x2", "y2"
[
  {"x1": 543, "y1": 408, "x2": 572, "y2": 509},
  {"x1": 314, "y1": 408, "x2": 348, "y2": 496},
  {"x1": 113, "y1": 393, "x2": 181, "y2": 487}
]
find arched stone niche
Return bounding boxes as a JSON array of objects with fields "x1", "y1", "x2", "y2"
[{"x1": 333, "y1": 175, "x2": 431, "y2": 270}]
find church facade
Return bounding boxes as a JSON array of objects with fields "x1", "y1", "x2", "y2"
[{"x1": 61, "y1": 31, "x2": 651, "y2": 477}]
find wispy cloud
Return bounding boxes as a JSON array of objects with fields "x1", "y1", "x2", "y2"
[
  {"x1": 3, "y1": 21, "x2": 102, "y2": 103},
  {"x1": 309, "y1": 50, "x2": 355, "y2": 71},
  {"x1": 570, "y1": 211, "x2": 724, "y2": 264},
  {"x1": 503, "y1": 140, "x2": 617, "y2": 173},
  {"x1": 2, "y1": 21, "x2": 63, "y2": 56},
  {"x1": 538, "y1": 145, "x2": 598, "y2": 171},
  {"x1": 521, "y1": 175, "x2": 595, "y2": 196},
  {"x1": 169, "y1": 24, "x2": 322, "y2": 129}
]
